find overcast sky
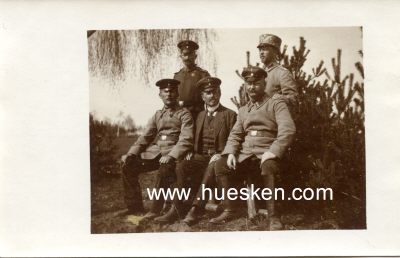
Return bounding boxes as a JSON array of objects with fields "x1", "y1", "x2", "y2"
[{"x1": 89, "y1": 27, "x2": 362, "y2": 126}]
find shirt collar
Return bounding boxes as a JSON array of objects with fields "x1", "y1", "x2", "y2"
[{"x1": 205, "y1": 103, "x2": 220, "y2": 116}]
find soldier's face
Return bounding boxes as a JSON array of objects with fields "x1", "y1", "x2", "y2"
[
  {"x1": 245, "y1": 78, "x2": 266, "y2": 101},
  {"x1": 201, "y1": 88, "x2": 221, "y2": 107},
  {"x1": 159, "y1": 87, "x2": 179, "y2": 106},
  {"x1": 180, "y1": 51, "x2": 197, "y2": 67},
  {"x1": 259, "y1": 46, "x2": 277, "y2": 65}
]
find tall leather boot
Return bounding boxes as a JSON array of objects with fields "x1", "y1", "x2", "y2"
[
  {"x1": 262, "y1": 174, "x2": 282, "y2": 230},
  {"x1": 121, "y1": 157, "x2": 145, "y2": 214},
  {"x1": 154, "y1": 182, "x2": 189, "y2": 224},
  {"x1": 143, "y1": 170, "x2": 167, "y2": 220},
  {"x1": 209, "y1": 175, "x2": 236, "y2": 224}
]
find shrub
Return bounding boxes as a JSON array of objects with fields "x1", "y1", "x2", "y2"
[{"x1": 89, "y1": 114, "x2": 119, "y2": 181}]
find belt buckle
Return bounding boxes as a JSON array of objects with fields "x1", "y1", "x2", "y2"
[
  {"x1": 250, "y1": 130, "x2": 257, "y2": 136},
  {"x1": 161, "y1": 135, "x2": 167, "y2": 140}
]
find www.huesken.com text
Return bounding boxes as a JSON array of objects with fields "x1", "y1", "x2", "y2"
[{"x1": 147, "y1": 184, "x2": 333, "y2": 201}]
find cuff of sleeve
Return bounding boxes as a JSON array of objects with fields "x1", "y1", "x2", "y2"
[
  {"x1": 127, "y1": 146, "x2": 140, "y2": 156},
  {"x1": 269, "y1": 145, "x2": 283, "y2": 159},
  {"x1": 168, "y1": 150, "x2": 180, "y2": 160},
  {"x1": 221, "y1": 147, "x2": 237, "y2": 156}
]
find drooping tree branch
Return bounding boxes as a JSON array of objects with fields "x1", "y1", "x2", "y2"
[{"x1": 88, "y1": 29, "x2": 218, "y2": 87}]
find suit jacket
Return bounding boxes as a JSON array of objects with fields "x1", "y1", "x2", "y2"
[
  {"x1": 127, "y1": 105, "x2": 194, "y2": 160},
  {"x1": 194, "y1": 104, "x2": 237, "y2": 154},
  {"x1": 222, "y1": 94, "x2": 296, "y2": 162},
  {"x1": 264, "y1": 62, "x2": 298, "y2": 107}
]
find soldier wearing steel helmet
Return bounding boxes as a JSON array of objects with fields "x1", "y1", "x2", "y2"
[
  {"x1": 257, "y1": 34, "x2": 298, "y2": 107},
  {"x1": 120, "y1": 78, "x2": 194, "y2": 219}
]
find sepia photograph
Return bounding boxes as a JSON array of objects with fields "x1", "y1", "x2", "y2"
[
  {"x1": 3, "y1": 0, "x2": 400, "y2": 256},
  {"x1": 87, "y1": 27, "x2": 365, "y2": 233}
]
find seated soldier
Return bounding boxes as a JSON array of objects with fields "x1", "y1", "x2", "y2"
[
  {"x1": 154, "y1": 77, "x2": 237, "y2": 224},
  {"x1": 212, "y1": 66, "x2": 296, "y2": 229},
  {"x1": 120, "y1": 78, "x2": 194, "y2": 219}
]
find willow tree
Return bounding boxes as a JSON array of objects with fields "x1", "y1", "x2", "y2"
[{"x1": 87, "y1": 29, "x2": 218, "y2": 87}]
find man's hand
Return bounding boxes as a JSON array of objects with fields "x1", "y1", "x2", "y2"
[
  {"x1": 159, "y1": 155, "x2": 174, "y2": 164},
  {"x1": 209, "y1": 153, "x2": 221, "y2": 164},
  {"x1": 121, "y1": 153, "x2": 135, "y2": 164},
  {"x1": 261, "y1": 151, "x2": 276, "y2": 166},
  {"x1": 185, "y1": 152, "x2": 193, "y2": 161},
  {"x1": 227, "y1": 154, "x2": 237, "y2": 170}
]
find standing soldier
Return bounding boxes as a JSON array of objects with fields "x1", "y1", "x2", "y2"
[
  {"x1": 120, "y1": 79, "x2": 193, "y2": 219},
  {"x1": 174, "y1": 40, "x2": 211, "y2": 118},
  {"x1": 257, "y1": 34, "x2": 298, "y2": 107},
  {"x1": 213, "y1": 66, "x2": 296, "y2": 229},
  {"x1": 153, "y1": 77, "x2": 237, "y2": 224}
]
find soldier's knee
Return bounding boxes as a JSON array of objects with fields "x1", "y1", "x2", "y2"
[
  {"x1": 122, "y1": 156, "x2": 140, "y2": 174},
  {"x1": 215, "y1": 156, "x2": 230, "y2": 177},
  {"x1": 206, "y1": 162, "x2": 217, "y2": 176},
  {"x1": 260, "y1": 159, "x2": 279, "y2": 176}
]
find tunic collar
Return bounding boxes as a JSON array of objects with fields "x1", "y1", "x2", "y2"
[
  {"x1": 161, "y1": 104, "x2": 179, "y2": 117},
  {"x1": 247, "y1": 94, "x2": 269, "y2": 111},
  {"x1": 263, "y1": 62, "x2": 278, "y2": 72},
  {"x1": 183, "y1": 64, "x2": 197, "y2": 72}
]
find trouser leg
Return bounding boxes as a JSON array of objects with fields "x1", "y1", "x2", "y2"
[
  {"x1": 121, "y1": 156, "x2": 152, "y2": 212},
  {"x1": 180, "y1": 155, "x2": 213, "y2": 224},
  {"x1": 208, "y1": 156, "x2": 237, "y2": 224},
  {"x1": 172, "y1": 156, "x2": 207, "y2": 215},
  {"x1": 191, "y1": 161, "x2": 216, "y2": 209}
]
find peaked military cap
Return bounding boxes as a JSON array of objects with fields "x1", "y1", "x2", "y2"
[
  {"x1": 177, "y1": 40, "x2": 199, "y2": 53},
  {"x1": 155, "y1": 78, "x2": 180, "y2": 89},
  {"x1": 241, "y1": 66, "x2": 268, "y2": 82},
  {"x1": 257, "y1": 34, "x2": 282, "y2": 53},
  {"x1": 196, "y1": 76, "x2": 222, "y2": 91}
]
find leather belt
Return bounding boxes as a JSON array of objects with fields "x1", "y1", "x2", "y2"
[
  {"x1": 158, "y1": 134, "x2": 179, "y2": 141},
  {"x1": 247, "y1": 130, "x2": 270, "y2": 137}
]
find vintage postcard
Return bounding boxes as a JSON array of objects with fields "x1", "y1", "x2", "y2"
[
  {"x1": 1, "y1": 1, "x2": 400, "y2": 257},
  {"x1": 88, "y1": 28, "x2": 365, "y2": 233}
]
